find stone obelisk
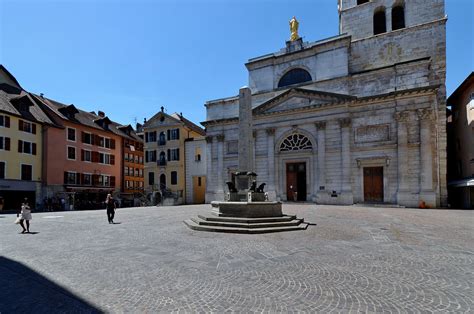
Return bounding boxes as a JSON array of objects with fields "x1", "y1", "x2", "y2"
[{"x1": 238, "y1": 87, "x2": 253, "y2": 172}]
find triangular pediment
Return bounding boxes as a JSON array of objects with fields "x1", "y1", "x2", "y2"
[
  {"x1": 145, "y1": 111, "x2": 182, "y2": 128},
  {"x1": 253, "y1": 88, "x2": 355, "y2": 115}
]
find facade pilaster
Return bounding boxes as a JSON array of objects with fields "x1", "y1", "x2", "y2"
[
  {"x1": 266, "y1": 128, "x2": 276, "y2": 200},
  {"x1": 417, "y1": 108, "x2": 436, "y2": 207},
  {"x1": 315, "y1": 121, "x2": 326, "y2": 203},
  {"x1": 339, "y1": 118, "x2": 353, "y2": 204},
  {"x1": 395, "y1": 111, "x2": 411, "y2": 205},
  {"x1": 216, "y1": 134, "x2": 225, "y2": 197}
]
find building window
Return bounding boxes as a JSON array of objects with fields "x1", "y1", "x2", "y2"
[
  {"x1": 135, "y1": 155, "x2": 139, "y2": 163},
  {"x1": 67, "y1": 127, "x2": 76, "y2": 141},
  {"x1": 158, "y1": 132, "x2": 166, "y2": 145},
  {"x1": 19, "y1": 120, "x2": 36, "y2": 134},
  {"x1": 278, "y1": 68, "x2": 312, "y2": 88},
  {"x1": 65, "y1": 172, "x2": 78, "y2": 185},
  {"x1": 392, "y1": 5, "x2": 405, "y2": 30},
  {"x1": 148, "y1": 172, "x2": 155, "y2": 185},
  {"x1": 0, "y1": 115, "x2": 10, "y2": 128},
  {"x1": 0, "y1": 161, "x2": 5, "y2": 179},
  {"x1": 171, "y1": 171, "x2": 177, "y2": 185},
  {"x1": 18, "y1": 140, "x2": 36, "y2": 155},
  {"x1": 169, "y1": 128, "x2": 180, "y2": 140},
  {"x1": 146, "y1": 150, "x2": 157, "y2": 163},
  {"x1": 195, "y1": 147, "x2": 202, "y2": 161},
  {"x1": 139, "y1": 169, "x2": 144, "y2": 177},
  {"x1": 279, "y1": 133, "x2": 313, "y2": 152},
  {"x1": 373, "y1": 8, "x2": 386, "y2": 35},
  {"x1": 83, "y1": 174, "x2": 92, "y2": 185},
  {"x1": 135, "y1": 168, "x2": 139, "y2": 177},
  {"x1": 469, "y1": 93, "x2": 474, "y2": 110},
  {"x1": 0, "y1": 137, "x2": 11, "y2": 151},
  {"x1": 169, "y1": 148, "x2": 180, "y2": 161},
  {"x1": 198, "y1": 176, "x2": 202, "y2": 186},
  {"x1": 21, "y1": 164, "x2": 32, "y2": 181},
  {"x1": 125, "y1": 166, "x2": 129, "y2": 176},
  {"x1": 83, "y1": 150, "x2": 92, "y2": 162},
  {"x1": 357, "y1": 0, "x2": 369, "y2": 4},
  {"x1": 139, "y1": 156, "x2": 143, "y2": 164},
  {"x1": 82, "y1": 132, "x2": 92, "y2": 144},
  {"x1": 99, "y1": 153, "x2": 114, "y2": 165},
  {"x1": 67, "y1": 146, "x2": 76, "y2": 160},
  {"x1": 146, "y1": 131, "x2": 157, "y2": 142},
  {"x1": 159, "y1": 152, "x2": 167, "y2": 165}
]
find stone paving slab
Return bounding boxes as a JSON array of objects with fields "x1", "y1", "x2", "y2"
[{"x1": 0, "y1": 204, "x2": 473, "y2": 313}]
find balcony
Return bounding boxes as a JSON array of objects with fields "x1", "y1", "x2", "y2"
[
  {"x1": 158, "y1": 140, "x2": 166, "y2": 146},
  {"x1": 158, "y1": 160, "x2": 167, "y2": 166}
]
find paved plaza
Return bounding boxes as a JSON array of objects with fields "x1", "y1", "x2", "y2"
[{"x1": 0, "y1": 204, "x2": 473, "y2": 313}]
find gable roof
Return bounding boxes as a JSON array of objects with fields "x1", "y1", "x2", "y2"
[
  {"x1": 144, "y1": 110, "x2": 205, "y2": 136},
  {"x1": 0, "y1": 65, "x2": 22, "y2": 89}
]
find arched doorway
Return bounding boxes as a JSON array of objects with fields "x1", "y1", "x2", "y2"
[
  {"x1": 160, "y1": 173, "x2": 166, "y2": 190},
  {"x1": 278, "y1": 132, "x2": 314, "y2": 202}
]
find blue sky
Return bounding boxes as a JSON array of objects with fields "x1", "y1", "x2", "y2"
[{"x1": 1, "y1": 0, "x2": 472, "y2": 127}]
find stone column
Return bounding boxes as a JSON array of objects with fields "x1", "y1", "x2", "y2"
[
  {"x1": 395, "y1": 111, "x2": 410, "y2": 205},
  {"x1": 315, "y1": 121, "x2": 326, "y2": 203},
  {"x1": 266, "y1": 128, "x2": 276, "y2": 200},
  {"x1": 205, "y1": 135, "x2": 213, "y2": 201},
  {"x1": 339, "y1": 118, "x2": 353, "y2": 204},
  {"x1": 238, "y1": 87, "x2": 253, "y2": 172},
  {"x1": 417, "y1": 108, "x2": 436, "y2": 207},
  {"x1": 216, "y1": 134, "x2": 225, "y2": 197}
]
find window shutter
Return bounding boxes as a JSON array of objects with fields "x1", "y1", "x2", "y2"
[
  {"x1": 32, "y1": 143, "x2": 37, "y2": 155},
  {"x1": 18, "y1": 140, "x2": 23, "y2": 153},
  {"x1": 32, "y1": 124, "x2": 36, "y2": 134},
  {"x1": 5, "y1": 137, "x2": 10, "y2": 151},
  {"x1": 145, "y1": 151, "x2": 149, "y2": 163},
  {"x1": 145, "y1": 132, "x2": 149, "y2": 142},
  {"x1": 81, "y1": 149, "x2": 85, "y2": 161},
  {"x1": 110, "y1": 176, "x2": 116, "y2": 187},
  {"x1": 176, "y1": 128, "x2": 180, "y2": 140},
  {"x1": 167, "y1": 149, "x2": 170, "y2": 161},
  {"x1": 64, "y1": 172, "x2": 68, "y2": 184},
  {"x1": 92, "y1": 174, "x2": 99, "y2": 186},
  {"x1": 177, "y1": 148, "x2": 180, "y2": 161},
  {"x1": 5, "y1": 116, "x2": 10, "y2": 128},
  {"x1": 167, "y1": 130, "x2": 170, "y2": 140},
  {"x1": 111, "y1": 139, "x2": 116, "y2": 149},
  {"x1": 19, "y1": 120, "x2": 23, "y2": 131},
  {"x1": 81, "y1": 132, "x2": 86, "y2": 143},
  {"x1": 110, "y1": 154, "x2": 115, "y2": 165},
  {"x1": 92, "y1": 151, "x2": 99, "y2": 163},
  {"x1": 76, "y1": 173, "x2": 80, "y2": 185},
  {"x1": 94, "y1": 135, "x2": 100, "y2": 146}
]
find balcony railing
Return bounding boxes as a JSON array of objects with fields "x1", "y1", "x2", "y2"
[
  {"x1": 158, "y1": 140, "x2": 166, "y2": 146},
  {"x1": 158, "y1": 160, "x2": 167, "y2": 166}
]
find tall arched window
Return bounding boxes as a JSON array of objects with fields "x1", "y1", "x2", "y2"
[
  {"x1": 160, "y1": 174, "x2": 166, "y2": 189},
  {"x1": 278, "y1": 68, "x2": 312, "y2": 88},
  {"x1": 373, "y1": 8, "x2": 386, "y2": 35},
  {"x1": 279, "y1": 133, "x2": 313, "y2": 152},
  {"x1": 392, "y1": 5, "x2": 405, "y2": 30}
]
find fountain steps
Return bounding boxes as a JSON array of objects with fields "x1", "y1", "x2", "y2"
[{"x1": 183, "y1": 215, "x2": 308, "y2": 234}]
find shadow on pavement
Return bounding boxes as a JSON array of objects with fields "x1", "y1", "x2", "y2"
[{"x1": 0, "y1": 256, "x2": 102, "y2": 313}]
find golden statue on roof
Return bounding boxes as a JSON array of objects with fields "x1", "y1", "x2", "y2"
[{"x1": 289, "y1": 16, "x2": 300, "y2": 41}]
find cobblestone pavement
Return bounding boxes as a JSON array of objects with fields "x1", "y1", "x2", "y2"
[{"x1": 0, "y1": 204, "x2": 473, "y2": 313}]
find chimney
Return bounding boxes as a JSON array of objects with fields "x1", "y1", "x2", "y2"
[
  {"x1": 98, "y1": 111, "x2": 105, "y2": 118},
  {"x1": 180, "y1": 112, "x2": 183, "y2": 117},
  {"x1": 144, "y1": 118, "x2": 147, "y2": 124},
  {"x1": 40, "y1": 93, "x2": 44, "y2": 98},
  {"x1": 160, "y1": 106, "x2": 164, "y2": 112}
]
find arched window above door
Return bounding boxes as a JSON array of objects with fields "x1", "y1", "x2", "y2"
[
  {"x1": 279, "y1": 133, "x2": 313, "y2": 152},
  {"x1": 278, "y1": 68, "x2": 312, "y2": 88}
]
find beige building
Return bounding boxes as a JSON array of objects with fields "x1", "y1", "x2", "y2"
[
  {"x1": 447, "y1": 72, "x2": 474, "y2": 208},
  {"x1": 143, "y1": 107, "x2": 205, "y2": 205}
]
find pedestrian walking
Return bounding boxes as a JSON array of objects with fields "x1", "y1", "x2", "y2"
[
  {"x1": 105, "y1": 194, "x2": 116, "y2": 224},
  {"x1": 17, "y1": 198, "x2": 32, "y2": 233}
]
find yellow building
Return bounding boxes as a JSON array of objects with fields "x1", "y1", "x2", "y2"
[
  {"x1": 143, "y1": 107, "x2": 205, "y2": 205},
  {"x1": 0, "y1": 65, "x2": 56, "y2": 210}
]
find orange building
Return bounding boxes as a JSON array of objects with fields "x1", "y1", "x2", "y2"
[
  {"x1": 118, "y1": 125, "x2": 144, "y2": 204},
  {"x1": 35, "y1": 96, "x2": 124, "y2": 210}
]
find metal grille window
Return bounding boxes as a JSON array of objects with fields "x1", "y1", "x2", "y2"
[{"x1": 279, "y1": 134, "x2": 313, "y2": 152}]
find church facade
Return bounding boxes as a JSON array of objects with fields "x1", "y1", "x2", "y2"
[{"x1": 203, "y1": 0, "x2": 447, "y2": 208}]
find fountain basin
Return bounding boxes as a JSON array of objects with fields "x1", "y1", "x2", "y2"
[{"x1": 211, "y1": 201, "x2": 282, "y2": 218}]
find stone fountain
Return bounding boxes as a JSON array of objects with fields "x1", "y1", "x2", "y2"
[{"x1": 184, "y1": 87, "x2": 307, "y2": 233}]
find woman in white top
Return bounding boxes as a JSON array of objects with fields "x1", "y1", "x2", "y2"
[{"x1": 18, "y1": 198, "x2": 32, "y2": 233}]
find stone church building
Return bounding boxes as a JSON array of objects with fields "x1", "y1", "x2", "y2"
[{"x1": 203, "y1": 0, "x2": 447, "y2": 207}]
